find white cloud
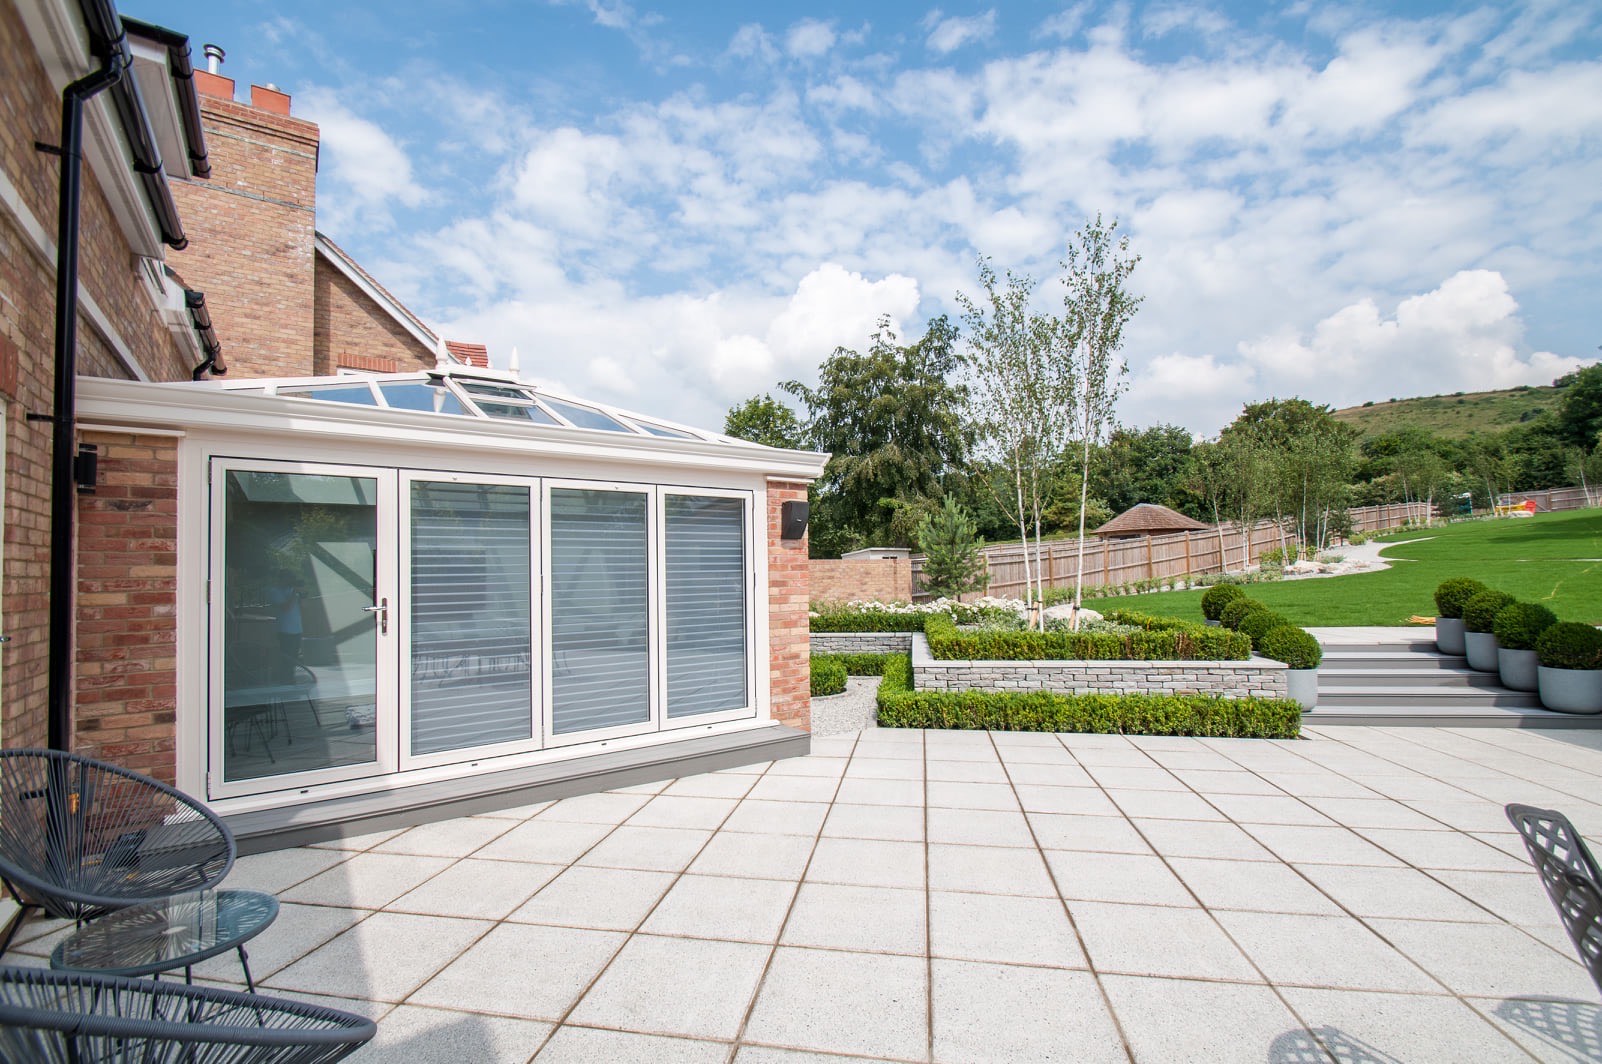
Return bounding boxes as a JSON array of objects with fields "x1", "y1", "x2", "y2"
[
  {"x1": 297, "y1": 93, "x2": 426, "y2": 230},
  {"x1": 924, "y1": 10, "x2": 998, "y2": 54},
  {"x1": 785, "y1": 18, "x2": 838, "y2": 59},
  {"x1": 1236, "y1": 270, "x2": 1588, "y2": 405},
  {"x1": 727, "y1": 23, "x2": 778, "y2": 63}
]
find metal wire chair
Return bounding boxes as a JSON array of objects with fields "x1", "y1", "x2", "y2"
[
  {"x1": 0, "y1": 965, "x2": 376, "y2": 1063},
  {"x1": 1505, "y1": 803, "x2": 1602, "y2": 993},
  {"x1": 0, "y1": 749, "x2": 235, "y2": 952}
]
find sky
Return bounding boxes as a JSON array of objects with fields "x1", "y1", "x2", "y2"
[{"x1": 136, "y1": 0, "x2": 1602, "y2": 437}]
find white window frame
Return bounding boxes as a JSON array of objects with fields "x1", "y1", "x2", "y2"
[
  {"x1": 658, "y1": 486, "x2": 759, "y2": 731},
  {"x1": 206, "y1": 458, "x2": 400, "y2": 801},
  {"x1": 398, "y1": 471, "x2": 544, "y2": 771}
]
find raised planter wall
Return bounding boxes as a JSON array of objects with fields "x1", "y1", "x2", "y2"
[
  {"x1": 910, "y1": 635, "x2": 1289, "y2": 699},
  {"x1": 812, "y1": 632, "x2": 915, "y2": 655}
]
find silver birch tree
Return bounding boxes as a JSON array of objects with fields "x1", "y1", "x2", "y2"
[{"x1": 1061, "y1": 217, "x2": 1142, "y2": 626}]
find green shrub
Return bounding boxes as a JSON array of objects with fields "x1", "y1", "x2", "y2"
[
  {"x1": 1238, "y1": 610, "x2": 1291, "y2": 650},
  {"x1": 1219, "y1": 597, "x2": 1268, "y2": 630},
  {"x1": 874, "y1": 655, "x2": 1300, "y2": 738},
  {"x1": 1462, "y1": 589, "x2": 1516, "y2": 634},
  {"x1": 810, "y1": 655, "x2": 847, "y2": 696},
  {"x1": 1258, "y1": 625, "x2": 1323, "y2": 670},
  {"x1": 921, "y1": 611, "x2": 1251, "y2": 662},
  {"x1": 1201, "y1": 583, "x2": 1246, "y2": 621},
  {"x1": 826, "y1": 652, "x2": 892, "y2": 676},
  {"x1": 809, "y1": 600, "x2": 999, "y2": 632},
  {"x1": 1492, "y1": 602, "x2": 1559, "y2": 651},
  {"x1": 1535, "y1": 623, "x2": 1602, "y2": 670},
  {"x1": 1433, "y1": 577, "x2": 1489, "y2": 619}
]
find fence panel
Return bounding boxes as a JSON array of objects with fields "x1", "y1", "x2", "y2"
[{"x1": 909, "y1": 499, "x2": 1444, "y2": 601}]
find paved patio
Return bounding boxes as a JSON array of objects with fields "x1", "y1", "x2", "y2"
[{"x1": 10, "y1": 724, "x2": 1602, "y2": 1062}]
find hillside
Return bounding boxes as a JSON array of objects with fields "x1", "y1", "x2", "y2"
[{"x1": 1332, "y1": 383, "x2": 1565, "y2": 438}]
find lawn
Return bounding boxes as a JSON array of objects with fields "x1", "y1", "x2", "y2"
[{"x1": 1112, "y1": 508, "x2": 1602, "y2": 627}]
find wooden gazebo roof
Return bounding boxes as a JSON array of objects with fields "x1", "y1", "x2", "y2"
[{"x1": 1093, "y1": 503, "x2": 1210, "y2": 538}]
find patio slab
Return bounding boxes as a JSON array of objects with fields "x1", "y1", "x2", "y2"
[{"x1": 40, "y1": 720, "x2": 1601, "y2": 1063}]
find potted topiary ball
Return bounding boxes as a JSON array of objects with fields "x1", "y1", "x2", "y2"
[
  {"x1": 1239, "y1": 609, "x2": 1292, "y2": 651},
  {"x1": 1461, "y1": 589, "x2": 1515, "y2": 674},
  {"x1": 1219, "y1": 597, "x2": 1267, "y2": 631},
  {"x1": 1433, "y1": 577, "x2": 1488, "y2": 656},
  {"x1": 1492, "y1": 601, "x2": 1558, "y2": 692},
  {"x1": 1260, "y1": 624, "x2": 1322, "y2": 709},
  {"x1": 1201, "y1": 583, "x2": 1245, "y2": 627},
  {"x1": 1535, "y1": 622, "x2": 1602, "y2": 714}
]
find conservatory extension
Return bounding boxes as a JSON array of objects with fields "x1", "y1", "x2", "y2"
[{"x1": 72, "y1": 368, "x2": 824, "y2": 849}]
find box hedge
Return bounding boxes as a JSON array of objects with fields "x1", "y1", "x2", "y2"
[
  {"x1": 1257, "y1": 625, "x2": 1322, "y2": 670},
  {"x1": 1433, "y1": 577, "x2": 1489, "y2": 620},
  {"x1": 809, "y1": 601, "x2": 994, "y2": 632},
  {"x1": 1492, "y1": 602, "x2": 1558, "y2": 651},
  {"x1": 810, "y1": 655, "x2": 847, "y2": 696},
  {"x1": 874, "y1": 655, "x2": 1301, "y2": 738},
  {"x1": 1462, "y1": 589, "x2": 1516, "y2": 634},
  {"x1": 1237, "y1": 609, "x2": 1291, "y2": 650},
  {"x1": 1201, "y1": 583, "x2": 1246, "y2": 621},
  {"x1": 1535, "y1": 622, "x2": 1602, "y2": 670},
  {"x1": 1220, "y1": 597, "x2": 1270, "y2": 630},
  {"x1": 922, "y1": 610, "x2": 1251, "y2": 662}
]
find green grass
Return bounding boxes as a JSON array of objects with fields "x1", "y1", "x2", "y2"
[
  {"x1": 1331, "y1": 384, "x2": 1565, "y2": 438},
  {"x1": 1122, "y1": 509, "x2": 1602, "y2": 627}
]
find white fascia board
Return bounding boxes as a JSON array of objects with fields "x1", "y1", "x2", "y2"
[
  {"x1": 313, "y1": 236, "x2": 439, "y2": 352},
  {"x1": 16, "y1": 0, "x2": 165, "y2": 259},
  {"x1": 78, "y1": 377, "x2": 831, "y2": 481},
  {"x1": 128, "y1": 39, "x2": 188, "y2": 181}
]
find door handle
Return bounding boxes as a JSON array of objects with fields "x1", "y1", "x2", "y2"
[{"x1": 362, "y1": 599, "x2": 388, "y2": 635}]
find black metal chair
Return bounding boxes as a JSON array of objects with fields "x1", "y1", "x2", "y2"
[
  {"x1": 0, "y1": 749, "x2": 235, "y2": 954},
  {"x1": 0, "y1": 965, "x2": 376, "y2": 1063},
  {"x1": 1506, "y1": 803, "x2": 1602, "y2": 993}
]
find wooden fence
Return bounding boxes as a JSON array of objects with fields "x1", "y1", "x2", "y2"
[
  {"x1": 1500, "y1": 485, "x2": 1598, "y2": 512},
  {"x1": 911, "y1": 500, "x2": 1435, "y2": 602}
]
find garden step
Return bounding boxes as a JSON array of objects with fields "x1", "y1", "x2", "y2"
[
  {"x1": 1317, "y1": 652, "x2": 1468, "y2": 672},
  {"x1": 1315, "y1": 685, "x2": 1543, "y2": 709},
  {"x1": 1318, "y1": 667, "x2": 1511, "y2": 689},
  {"x1": 1302, "y1": 704, "x2": 1602, "y2": 728}
]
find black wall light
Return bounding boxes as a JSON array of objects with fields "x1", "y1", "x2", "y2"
[{"x1": 780, "y1": 500, "x2": 809, "y2": 540}]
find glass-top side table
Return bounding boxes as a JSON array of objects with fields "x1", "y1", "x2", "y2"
[{"x1": 51, "y1": 889, "x2": 279, "y2": 992}]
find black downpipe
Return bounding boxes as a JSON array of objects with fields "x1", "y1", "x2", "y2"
[{"x1": 49, "y1": 50, "x2": 131, "y2": 751}]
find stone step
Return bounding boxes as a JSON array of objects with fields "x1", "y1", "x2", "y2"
[
  {"x1": 1318, "y1": 651, "x2": 1467, "y2": 671},
  {"x1": 1315, "y1": 684, "x2": 1543, "y2": 709},
  {"x1": 1302, "y1": 704, "x2": 1602, "y2": 728},
  {"x1": 1318, "y1": 668, "x2": 1510, "y2": 689}
]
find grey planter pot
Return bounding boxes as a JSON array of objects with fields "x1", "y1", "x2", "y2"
[
  {"x1": 1285, "y1": 668, "x2": 1318, "y2": 710},
  {"x1": 1204, "y1": 619, "x2": 1221, "y2": 627},
  {"x1": 1436, "y1": 617, "x2": 1465, "y2": 656},
  {"x1": 1538, "y1": 666, "x2": 1602, "y2": 714},
  {"x1": 1498, "y1": 647, "x2": 1539, "y2": 692},
  {"x1": 1463, "y1": 631, "x2": 1500, "y2": 673}
]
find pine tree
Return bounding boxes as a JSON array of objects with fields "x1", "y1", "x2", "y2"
[{"x1": 917, "y1": 495, "x2": 989, "y2": 598}]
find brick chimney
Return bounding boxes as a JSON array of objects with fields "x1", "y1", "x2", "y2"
[{"x1": 168, "y1": 52, "x2": 321, "y2": 378}]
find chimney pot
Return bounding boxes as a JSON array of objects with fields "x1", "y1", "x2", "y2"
[{"x1": 203, "y1": 43, "x2": 225, "y2": 74}]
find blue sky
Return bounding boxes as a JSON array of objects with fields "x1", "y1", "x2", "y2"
[{"x1": 136, "y1": 0, "x2": 1602, "y2": 435}]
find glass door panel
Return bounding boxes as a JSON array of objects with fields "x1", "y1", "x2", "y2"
[
  {"x1": 548, "y1": 486, "x2": 651, "y2": 739},
  {"x1": 216, "y1": 468, "x2": 388, "y2": 790},
  {"x1": 665, "y1": 494, "x2": 751, "y2": 720},
  {"x1": 406, "y1": 479, "x2": 535, "y2": 760}
]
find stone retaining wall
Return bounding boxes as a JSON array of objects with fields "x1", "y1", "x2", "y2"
[
  {"x1": 910, "y1": 635, "x2": 1288, "y2": 699},
  {"x1": 812, "y1": 632, "x2": 915, "y2": 655}
]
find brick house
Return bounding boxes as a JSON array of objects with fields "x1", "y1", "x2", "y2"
[{"x1": 3, "y1": 0, "x2": 823, "y2": 850}]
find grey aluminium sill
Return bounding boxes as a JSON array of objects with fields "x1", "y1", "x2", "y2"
[{"x1": 224, "y1": 724, "x2": 808, "y2": 855}]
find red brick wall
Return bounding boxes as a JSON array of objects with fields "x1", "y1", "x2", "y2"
[
  {"x1": 808, "y1": 557, "x2": 913, "y2": 605},
  {"x1": 73, "y1": 432, "x2": 178, "y2": 782},
  {"x1": 767, "y1": 481, "x2": 810, "y2": 732},
  {"x1": 167, "y1": 85, "x2": 319, "y2": 378},
  {"x1": 1, "y1": 0, "x2": 193, "y2": 749},
  {"x1": 313, "y1": 257, "x2": 437, "y2": 375}
]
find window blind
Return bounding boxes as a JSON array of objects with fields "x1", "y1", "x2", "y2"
[
  {"x1": 409, "y1": 482, "x2": 532, "y2": 755},
  {"x1": 665, "y1": 496, "x2": 749, "y2": 717},
  {"x1": 550, "y1": 488, "x2": 651, "y2": 735}
]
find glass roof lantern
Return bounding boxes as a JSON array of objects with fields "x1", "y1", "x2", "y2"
[{"x1": 204, "y1": 367, "x2": 733, "y2": 445}]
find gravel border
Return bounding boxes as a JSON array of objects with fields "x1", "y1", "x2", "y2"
[{"x1": 809, "y1": 675, "x2": 881, "y2": 737}]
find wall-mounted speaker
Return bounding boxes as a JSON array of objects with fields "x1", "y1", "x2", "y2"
[{"x1": 781, "y1": 500, "x2": 809, "y2": 540}]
